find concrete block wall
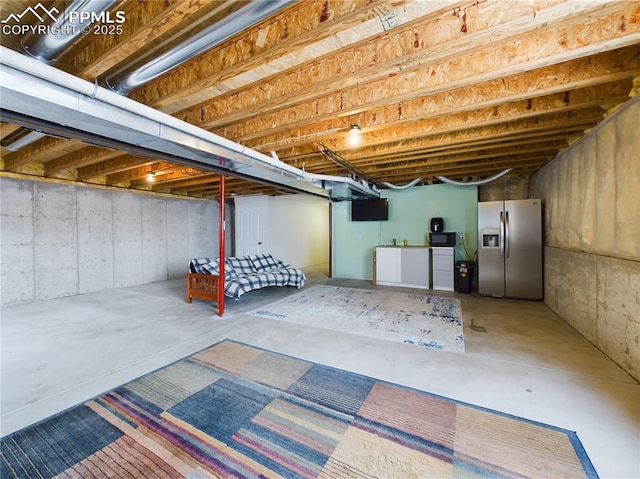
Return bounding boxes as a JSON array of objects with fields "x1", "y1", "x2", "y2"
[
  {"x1": 0, "y1": 177, "x2": 218, "y2": 306},
  {"x1": 531, "y1": 96, "x2": 640, "y2": 382}
]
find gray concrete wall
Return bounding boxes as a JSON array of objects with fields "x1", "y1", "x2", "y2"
[
  {"x1": 544, "y1": 248, "x2": 639, "y2": 380},
  {"x1": 531, "y1": 96, "x2": 640, "y2": 381},
  {"x1": 1, "y1": 177, "x2": 218, "y2": 306}
]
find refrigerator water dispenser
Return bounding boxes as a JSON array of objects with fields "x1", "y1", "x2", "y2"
[{"x1": 481, "y1": 228, "x2": 500, "y2": 248}]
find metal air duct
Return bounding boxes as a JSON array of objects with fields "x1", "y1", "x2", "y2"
[
  {"x1": 5, "y1": 0, "x2": 117, "y2": 151},
  {"x1": 104, "y1": 0, "x2": 294, "y2": 95},
  {"x1": 21, "y1": 0, "x2": 117, "y2": 64}
]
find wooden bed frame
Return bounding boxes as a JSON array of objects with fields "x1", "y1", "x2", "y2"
[{"x1": 186, "y1": 273, "x2": 222, "y2": 315}]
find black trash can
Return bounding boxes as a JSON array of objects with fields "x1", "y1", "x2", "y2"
[{"x1": 455, "y1": 260, "x2": 474, "y2": 294}]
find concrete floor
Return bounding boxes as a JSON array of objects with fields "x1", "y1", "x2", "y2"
[{"x1": 1, "y1": 266, "x2": 638, "y2": 478}]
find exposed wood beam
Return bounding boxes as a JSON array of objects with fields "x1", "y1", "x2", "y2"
[
  {"x1": 4, "y1": 138, "x2": 84, "y2": 171},
  {"x1": 350, "y1": 140, "x2": 570, "y2": 172},
  {"x1": 0, "y1": 122, "x2": 20, "y2": 140},
  {"x1": 336, "y1": 111, "x2": 604, "y2": 163},
  {"x1": 312, "y1": 144, "x2": 559, "y2": 178},
  {"x1": 345, "y1": 129, "x2": 590, "y2": 166},
  {"x1": 267, "y1": 98, "x2": 609, "y2": 162},
  {"x1": 174, "y1": 0, "x2": 567, "y2": 127},
  {"x1": 190, "y1": 1, "x2": 638, "y2": 135},
  {"x1": 235, "y1": 48, "x2": 640, "y2": 148},
  {"x1": 281, "y1": 116, "x2": 599, "y2": 165},
  {"x1": 44, "y1": 146, "x2": 122, "y2": 176},
  {"x1": 150, "y1": 173, "x2": 219, "y2": 190},
  {"x1": 375, "y1": 155, "x2": 552, "y2": 183},
  {"x1": 174, "y1": 180, "x2": 290, "y2": 197},
  {"x1": 297, "y1": 130, "x2": 582, "y2": 170},
  {"x1": 131, "y1": 0, "x2": 413, "y2": 111},
  {"x1": 109, "y1": 164, "x2": 204, "y2": 185},
  {"x1": 358, "y1": 107, "x2": 605, "y2": 153},
  {"x1": 77, "y1": 155, "x2": 154, "y2": 181},
  {"x1": 365, "y1": 142, "x2": 566, "y2": 175}
]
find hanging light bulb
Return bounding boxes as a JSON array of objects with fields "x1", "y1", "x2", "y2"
[
  {"x1": 347, "y1": 124, "x2": 362, "y2": 146},
  {"x1": 146, "y1": 171, "x2": 156, "y2": 183}
]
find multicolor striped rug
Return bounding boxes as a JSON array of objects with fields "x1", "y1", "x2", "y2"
[{"x1": 1, "y1": 340, "x2": 598, "y2": 478}]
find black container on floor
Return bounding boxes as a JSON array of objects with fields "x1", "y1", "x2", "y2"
[{"x1": 455, "y1": 260, "x2": 474, "y2": 294}]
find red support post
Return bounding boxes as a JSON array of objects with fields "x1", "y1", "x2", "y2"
[
  {"x1": 218, "y1": 175, "x2": 226, "y2": 316},
  {"x1": 328, "y1": 201, "x2": 333, "y2": 278}
]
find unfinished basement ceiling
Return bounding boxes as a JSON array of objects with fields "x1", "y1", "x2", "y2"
[{"x1": 1, "y1": 0, "x2": 639, "y2": 198}]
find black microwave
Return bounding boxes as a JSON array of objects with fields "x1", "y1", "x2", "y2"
[{"x1": 429, "y1": 232, "x2": 457, "y2": 247}]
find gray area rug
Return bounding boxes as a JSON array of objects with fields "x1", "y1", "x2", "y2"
[{"x1": 249, "y1": 285, "x2": 464, "y2": 352}]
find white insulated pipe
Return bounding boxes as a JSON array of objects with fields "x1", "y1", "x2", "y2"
[
  {"x1": 436, "y1": 168, "x2": 514, "y2": 186},
  {"x1": 380, "y1": 178, "x2": 423, "y2": 190}
]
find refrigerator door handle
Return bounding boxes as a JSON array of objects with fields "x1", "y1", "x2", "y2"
[
  {"x1": 505, "y1": 210, "x2": 510, "y2": 258},
  {"x1": 499, "y1": 211, "x2": 505, "y2": 258}
]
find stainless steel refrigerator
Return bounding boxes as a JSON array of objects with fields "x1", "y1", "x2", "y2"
[{"x1": 477, "y1": 199, "x2": 543, "y2": 299}]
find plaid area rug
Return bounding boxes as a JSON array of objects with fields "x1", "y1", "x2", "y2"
[
  {"x1": 249, "y1": 285, "x2": 465, "y2": 352},
  {"x1": 1, "y1": 340, "x2": 598, "y2": 479}
]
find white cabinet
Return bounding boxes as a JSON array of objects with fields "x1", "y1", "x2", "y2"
[
  {"x1": 432, "y1": 247, "x2": 454, "y2": 291},
  {"x1": 375, "y1": 247, "x2": 401, "y2": 283},
  {"x1": 375, "y1": 247, "x2": 429, "y2": 289}
]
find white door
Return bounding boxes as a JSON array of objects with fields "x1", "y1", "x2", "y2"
[{"x1": 235, "y1": 196, "x2": 267, "y2": 257}]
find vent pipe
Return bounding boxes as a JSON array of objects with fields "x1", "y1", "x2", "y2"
[
  {"x1": 104, "y1": 0, "x2": 294, "y2": 95},
  {"x1": 21, "y1": 0, "x2": 117, "y2": 64},
  {"x1": 6, "y1": 0, "x2": 116, "y2": 151}
]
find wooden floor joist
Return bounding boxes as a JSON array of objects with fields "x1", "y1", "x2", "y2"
[{"x1": 2, "y1": 0, "x2": 639, "y2": 196}]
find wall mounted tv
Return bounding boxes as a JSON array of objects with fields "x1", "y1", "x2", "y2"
[{"x1": 351, "y1": 198, "x2": 389, "y2": 221}]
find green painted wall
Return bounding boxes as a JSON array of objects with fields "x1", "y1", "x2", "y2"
[{"x1": 332, "y1": 184, "x2": 478, "y2": 280}]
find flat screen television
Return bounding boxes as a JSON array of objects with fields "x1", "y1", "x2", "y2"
[{"x1": 351, "y1": 198, "x2": 389, "y2": 221}]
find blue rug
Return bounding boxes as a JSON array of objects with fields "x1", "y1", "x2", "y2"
[{"x1": 250, "y1": 285, "x2": 465, "y2": 352}]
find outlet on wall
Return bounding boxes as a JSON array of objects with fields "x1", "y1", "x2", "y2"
[{"x1": 459, "y1": 233, "x2": 465, "y2": 245}]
